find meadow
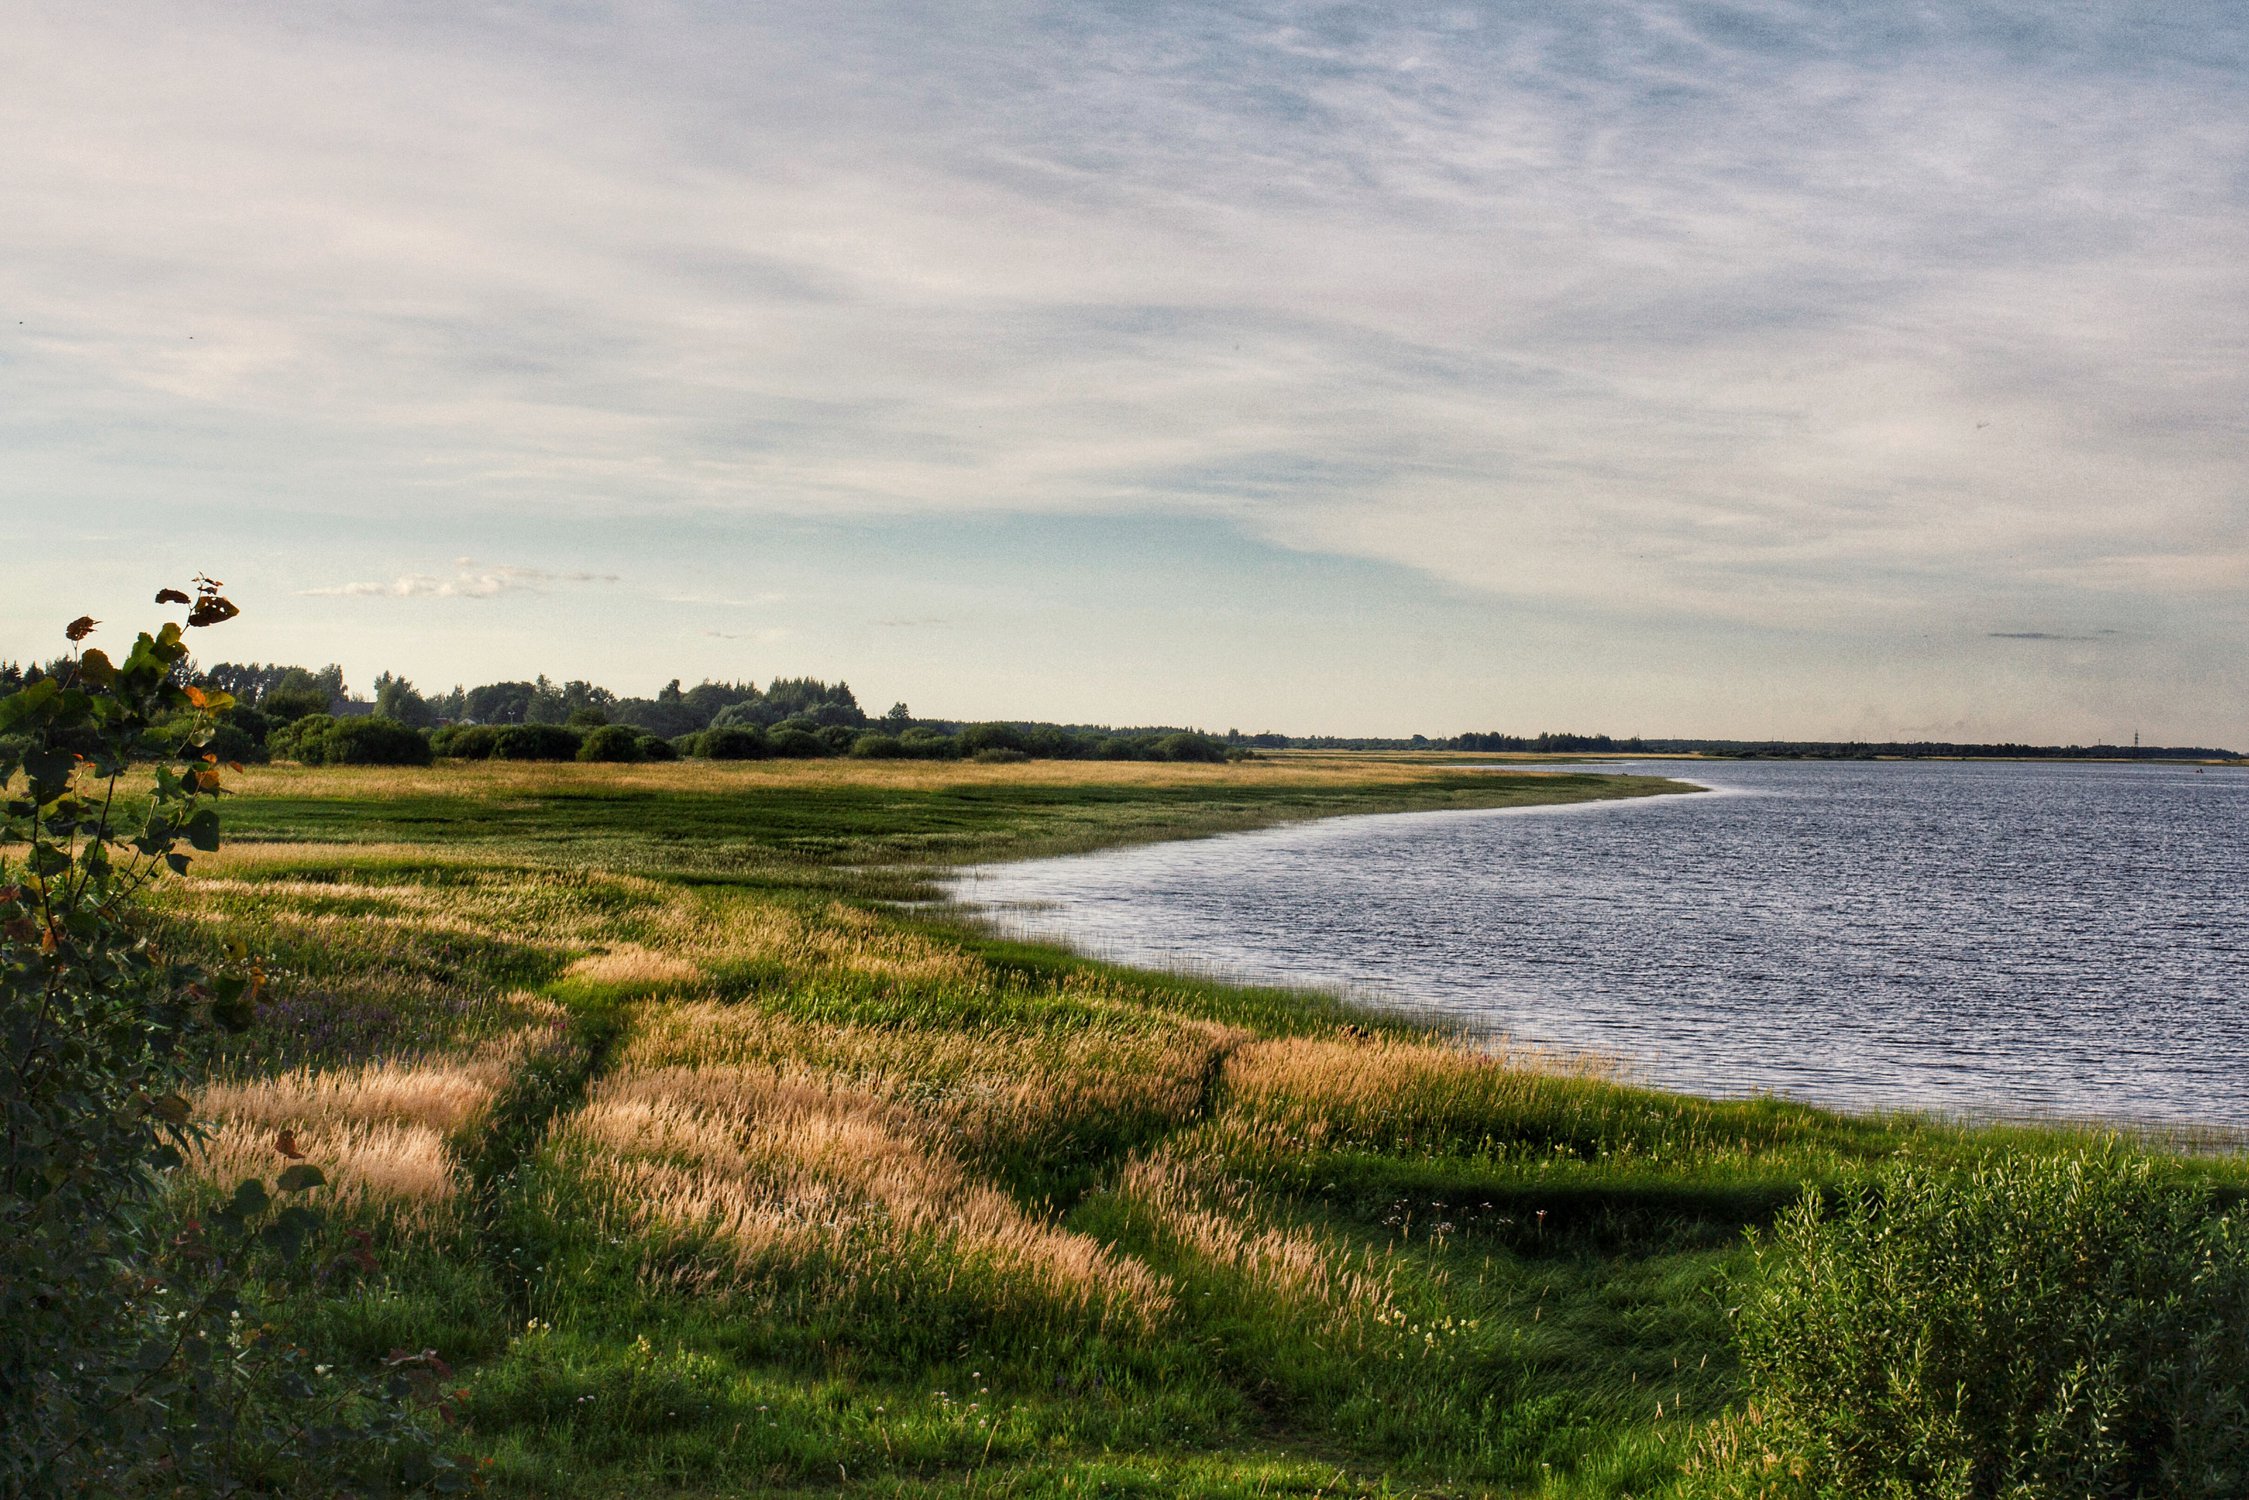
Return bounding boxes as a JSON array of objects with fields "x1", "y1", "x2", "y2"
[{"x1": 159, "y1": 756, "x2": 2249, "y2": 1497}]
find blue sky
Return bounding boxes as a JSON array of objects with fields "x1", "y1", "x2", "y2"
[{"x1": 5, "y1": 1, "x2": 2245, "y2": 741}]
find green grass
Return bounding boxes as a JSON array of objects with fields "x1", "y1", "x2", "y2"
[{"x1": 158, "y1": 756, "x2": 2249, "y2": 1497}]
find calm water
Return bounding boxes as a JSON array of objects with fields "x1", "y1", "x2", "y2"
[{"x1": 951, "y1": 760, "x2": 2249, "y2": 1126}]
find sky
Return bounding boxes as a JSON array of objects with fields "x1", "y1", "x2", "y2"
[{"x1": 4, "y1": 1, "x2": 2245, "y2": 743}]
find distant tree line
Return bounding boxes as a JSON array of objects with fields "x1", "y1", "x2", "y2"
[
  {"x1": 5, "y1": 655, "x2": 2236, "y2": 766},
  {"x1": 0, "y1": 657, "x2": 1243, "y2": 767}
]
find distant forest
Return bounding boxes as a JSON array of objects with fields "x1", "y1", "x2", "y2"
[{"x1": 1, "y1": 656, "x2": 2237, "y2": 765}]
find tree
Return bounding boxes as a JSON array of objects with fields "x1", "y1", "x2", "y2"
[{"x1": 371, "y1": 671, "x2": 432, "y2": 728}]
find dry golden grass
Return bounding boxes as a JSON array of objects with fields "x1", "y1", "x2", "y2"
[
  {"x1": 189, "y1": 1119, "x2": 457, "y2": 1226},
  {"x1": 184, "y1": 1037, "x2": 535, "y2": 1223},
  {"x1": 567, "y1": 1059, "x2": 1174, "y2": 1326},
  {"x1": 622, "y1": 1000, "x2": 1236, "y2": 1148},
  {"x1": 1120, "y1": 1148, "x2": 1400, "y2": 1332},
  {"x1": 1230, "y1": 1034, "x2": 1604, "y2": 1114},
  {"x1": 564, "y1": 943, "x2": 705, "y2": 989},
  {"x1": 223, "y1": 752, "x2": 1489, "y2": 807},
  {"x1": 628, "y1": 894, "x2": 986, "y2": 989}
]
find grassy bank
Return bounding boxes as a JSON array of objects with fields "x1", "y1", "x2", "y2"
[{"x1": 160, "y1": 757, "x2": 2246, "y2": 1497}]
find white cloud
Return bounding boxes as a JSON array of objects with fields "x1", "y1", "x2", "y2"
[{"x1": 302, "y1": 559, "x2": 617, "y2": 599}]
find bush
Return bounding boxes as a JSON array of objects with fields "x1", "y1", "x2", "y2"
[
  {"x1": 220, "y1": 703, "x2": 273, "y2": 747},
  {"x1": 694, "y1": 726, "x2": 767, "y2": 760},
  {"x1": 432, "y1": 723, "x2": 504, "y2": 759},
  {"x1": 577, "y1": 724, "x2": 644, "y2": 763},
  {"x1": 493, "y1": 723, "x2": 583, "y2": 761},
  {"x1": 1707, "y1": 1150, "x2": 2249, "y2": 1499},
  {"x1": 814, "y1": 724, "x2": 858, "y2": 754},
  {"x1": 1022, "y1": 724, "x2": 1080, "y2": 759},
  {"x1": 267, "y1": 711, "x2": 335, "y2": 763},
  {"x1": 203, "y1": 718, "x2": 268, "y2": 765},
  {"x1": 636, "y1": 733, "x2": 678, "y2": 762},
  {"x1": 972, "y1": 746, "x2": 1030, "y2": 764},
  {"x1": 324, "y1": 715, "x2": 433, "y2": 766},
  {"x1": 270, "y1": 714, "x2": 431, "y2": 766},
  {"x1": 849, "y1": 733, "x2": 903, "y2": 759},
  {"x1": 958, "y1": 722, "x2": 1026, "y2": 756},
  {"x1": 899, "y1": 728, "x2": 959, "y2": 759},
  {"x1": 766, "y1": 727, "x2": 828, "y2": 758},
  {"x1": 1151, "y1": 731, "x2": 1227, "y2": 763}
]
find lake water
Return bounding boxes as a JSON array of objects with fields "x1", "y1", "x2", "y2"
[{"x1": 950, "y1": 760, "x2": 2249, "y2": 1127}]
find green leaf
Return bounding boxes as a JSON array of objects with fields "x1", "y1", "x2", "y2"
[
  {"x1": 229, "y1": 1177, "x2": 270, "y2": 1218},
  {"x1": 276, "y1": 1164, "x2": 326, "y2": 1193}
]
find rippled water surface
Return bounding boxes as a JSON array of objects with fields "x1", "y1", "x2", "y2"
[{"x1": 952, "y1": 760, "x2": 2249, "y2": 1125}]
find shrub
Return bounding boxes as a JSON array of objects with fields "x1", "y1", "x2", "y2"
[
  {"x1": 432, "y1": 723, "x2": 504, "y2": 759},
  {"x1": 203, "y1": 718, "x2": 268, "y2": 765},
  {"x1": 220, "y1": 703, "x2": 273, "y2": 747},
  {"x1": 972, "y1": 746, "x2": 1030, "y2": 764},
  {"x1": 958, "y1": 722, "x2": 1026, "y2": 756},
  {"x1": 766, "y1": 727, "x2": 828, "y2": 758},
  {"x1": 899, "y1": 728, "x2": 959, "y2": 759},
  {"x1": 1709, "y1": 1150, "x2": 2249, "y2": 1499},
  {"x1": 267, "y1": 711, "x2": 336, "y2": 763},
  {"x1": 1151, "y1": 731, "x2": 1227, "y2": 763},
  {"x1": 324, "y1": 715, "x2": 433, "y2": 766},
  {"x1": 849, "y1": 733, "x2": 903, "y2": 759},
  {"x1": 635, "y1": 733, "x2": 678, "y2": 762},
  {"x1": 493, "y1": 723, "x2": 583, "y2": 761},
  {"x1": 694, "y1": 726, "x2": 767, "y2": 760},
  {"x1": 814, "y1": 724, "x2": 858, "y2": 754},
  {"x1": 577, "y1": 724, "x2": 644, "y2": 762}
]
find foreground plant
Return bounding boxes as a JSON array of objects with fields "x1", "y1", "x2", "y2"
[
  {"x1": 0, "y1": 582, "x2": 464, "y2": 1496},
  {"x1": 1695, "y1": 1148, "x2": 2249, "y2": 1499}
]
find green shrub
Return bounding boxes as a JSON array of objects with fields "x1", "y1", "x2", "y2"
[
  {"x1": 203, "y1": 718, "x2": 268, "y2": 765},
  {"x1": 959, "y1": 722, "x2": 1026, "y2": 756},
  {"x1": 635, "y1": 733, "x2": 678, "y2": 762},
  {"x1": 972, "y1": 746, "x2": 1030, "y2": 764},
  {"x1": 267, "y1": 711, "x2": 335, "y2": 763},
  {"x1": 898, "y1": 728, "x2": 959, "y2": 759},
  {"x1": 494, "y1": 723, "x2": 583, "y2": 761},
  {"x1": 577, "y1": 724, "x2": 644, "y2": 763},
  {"x1": 432, "y1": 723, "x2": 504, "y2": 759},
  {"x1": 813, "y1": 724, "x2": 858, "y2": 754},
  {"x1": 849, "y1": 732, "x2": 903, "y2": 759},
  {"x1": 1713, "y1": 1149, "x2": 2249, "y2": 1499},
  {"x1": 324, "y1": 715, "x2": 433, "y2": 766},
  {"x1": 1151, "y1": 731, "x2": 1227, "y2": 763},
  {"x1": 694, "y1": 726, "x2": 767, "y2": 760},
  {"x1": 766, "y1": 727, "x2": 828, "y2": 758}
]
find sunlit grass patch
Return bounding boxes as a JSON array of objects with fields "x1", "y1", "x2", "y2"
[
  {"x1": 1116, "y1": 1146, "x2": 1403, "y2": 1335},
  {"x1": 184, "y1": 1039, "x2": 536, "y2": 1224},
  {"x1": 562, "y1": 1058, "x2": 1176, "y2": 1330}
]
